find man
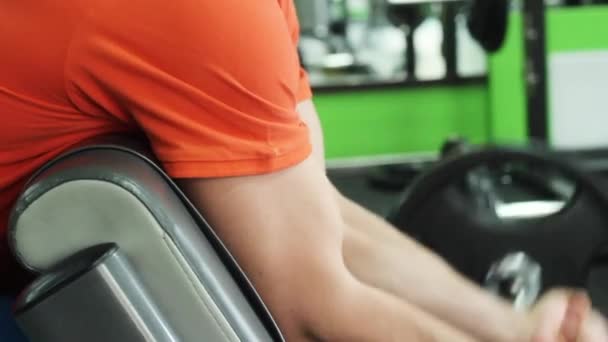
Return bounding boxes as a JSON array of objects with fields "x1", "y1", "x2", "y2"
[{"x1": 0, "y1": 0, "x2": 606, "y2": 340}]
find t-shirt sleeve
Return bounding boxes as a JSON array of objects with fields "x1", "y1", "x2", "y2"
[
  {"x1": 278, "y1": 0, "x2": 313, "y2": 102},
  {"x1": 65, "y1": 0, "x2": 312, "y2": 178}
]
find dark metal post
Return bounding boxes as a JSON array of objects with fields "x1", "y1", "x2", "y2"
[
  {"x1": 443, "y1": 2, "x2": 459, "y2": 80},
  {"x1": 406, "y1": 26, "x2": 417, "y2": 80},
  {"x1": 523, "y1": 0, "x2": 548, "y2": 142}
]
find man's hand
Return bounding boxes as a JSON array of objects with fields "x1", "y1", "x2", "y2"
[
  {"x1": 528, "y1": 290, "x2": 608, "y2": 342},
  {"x1": 578, "y1": 309, "x2": 608, "y2": 341}
]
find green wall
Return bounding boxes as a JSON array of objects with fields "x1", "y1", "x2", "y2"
[
  {"x1": 314, "y1": 85, "x2": 489, "y2": 160},
  {"x1": 487, "y1": 13, "x2": 527, "y2": 144},
  {"x1": 488, "y1": 5, "x2": 608, "y2": 144},
  {"x1": 547, "y1": 6, "x2": 608, "y2": 52}
]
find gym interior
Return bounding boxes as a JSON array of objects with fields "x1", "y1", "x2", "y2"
[{"x1": 3, "y1": 0, "x2": 608, "y2": 341}]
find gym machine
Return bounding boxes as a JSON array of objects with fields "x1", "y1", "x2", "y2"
[
  {"x1": 386, "y1": 0, "x2": 462, "y2": 81},
  {"x1": 5, "y1": 137, "x2": 286, "y2": 342}
]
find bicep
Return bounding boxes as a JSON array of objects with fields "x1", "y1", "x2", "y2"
[{"x1": 66, "y1": 0, "x2": 308, "y2": 178}]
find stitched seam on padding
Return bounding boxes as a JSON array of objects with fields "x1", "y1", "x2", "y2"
[{"x1": 161, "y1": 234, "x2": 239, "y2": 342}]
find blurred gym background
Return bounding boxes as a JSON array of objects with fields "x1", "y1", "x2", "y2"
[{"x1": 299, "y1": 0, "x2": 608, "y2": 215}]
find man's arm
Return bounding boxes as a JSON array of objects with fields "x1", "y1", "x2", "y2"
[
  {"x1": 336, "y1": 168, "x2": 608, "y2": 342},
  {"x1": 296, "y1": 99, "x2": 608, "y2": 342},
  {"x1": 338, "y1": 192, "x2": 526, "y2": 341},
  {"x1": 295, "y1": 99, "x2": 526, "y2": 341},
  {"x1": 178, "y1": 156, "x2": 476, "y2": 341}
]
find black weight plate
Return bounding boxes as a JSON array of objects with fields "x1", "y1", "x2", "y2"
[{"x1": 392, "y1": 146, "x2": 608, "y2": 303}]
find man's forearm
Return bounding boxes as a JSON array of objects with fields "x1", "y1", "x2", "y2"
[
  {"x1": 337, "y1": 191, "x2": 527, "y2": 342},
  {"x1": 180, "y1": 155, "x2": 476, "y2": 342},
  {"x1": 308, "y1": 272, "x2": 478, "y2": 342}
]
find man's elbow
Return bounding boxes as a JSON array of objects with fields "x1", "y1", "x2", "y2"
[
  {"x1": 272, "y1": 270, "x2": 431, "y2": 342},
  {"x1": 271, "y1": 270, "x2": 367, "y2": 341}
]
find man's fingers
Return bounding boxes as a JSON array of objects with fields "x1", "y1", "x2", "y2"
[
  {"x1": 531, "y1": 290, "x2": 570, "y2": 342},
  {"x1": 577, "y1": 310, "x2": 608, "y2": 342},
  {"x1": 561, "y1": 292, "x2": 591, "y2": 341}
]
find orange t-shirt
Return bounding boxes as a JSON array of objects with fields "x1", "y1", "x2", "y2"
[{"x1": 0, "y1": 0, "x2": 312, "y2": 292}]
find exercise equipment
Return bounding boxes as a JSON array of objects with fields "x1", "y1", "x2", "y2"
[
  {"x1": 391, "y1": 145, "x2": 608, "y2": 310},
  {"x1": 467, "y1": 0, "x2": 510, "y2": 53},
  {"x1": 386, "y1": 0, "x2": 461, "y2": 80},
  {"x1": 7, "y1": 136, "x2": 283, "y2": 341}
]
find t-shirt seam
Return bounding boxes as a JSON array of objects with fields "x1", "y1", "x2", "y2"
[
  {"x1": 163, "y1": 144, "x2": 312, "y2": 178},
  {"x1": 157, "y1": 142, "x2": 312, "y2": 164}
]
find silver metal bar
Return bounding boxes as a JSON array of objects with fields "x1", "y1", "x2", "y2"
[{"x1": 15, "y1": 244, "x2": 180, "y2": 342}]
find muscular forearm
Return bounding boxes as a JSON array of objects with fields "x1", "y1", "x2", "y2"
[
  {"x1": 305, "y1": 272, "x2": 477, "y2": 342},
  {"x1": 337, "y1": 191, "x2": 526, "y2": 342}
]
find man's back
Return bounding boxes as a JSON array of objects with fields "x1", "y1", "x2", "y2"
[{"x1": 0, "y1": 0, "x2": 312, "y2": 293}]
